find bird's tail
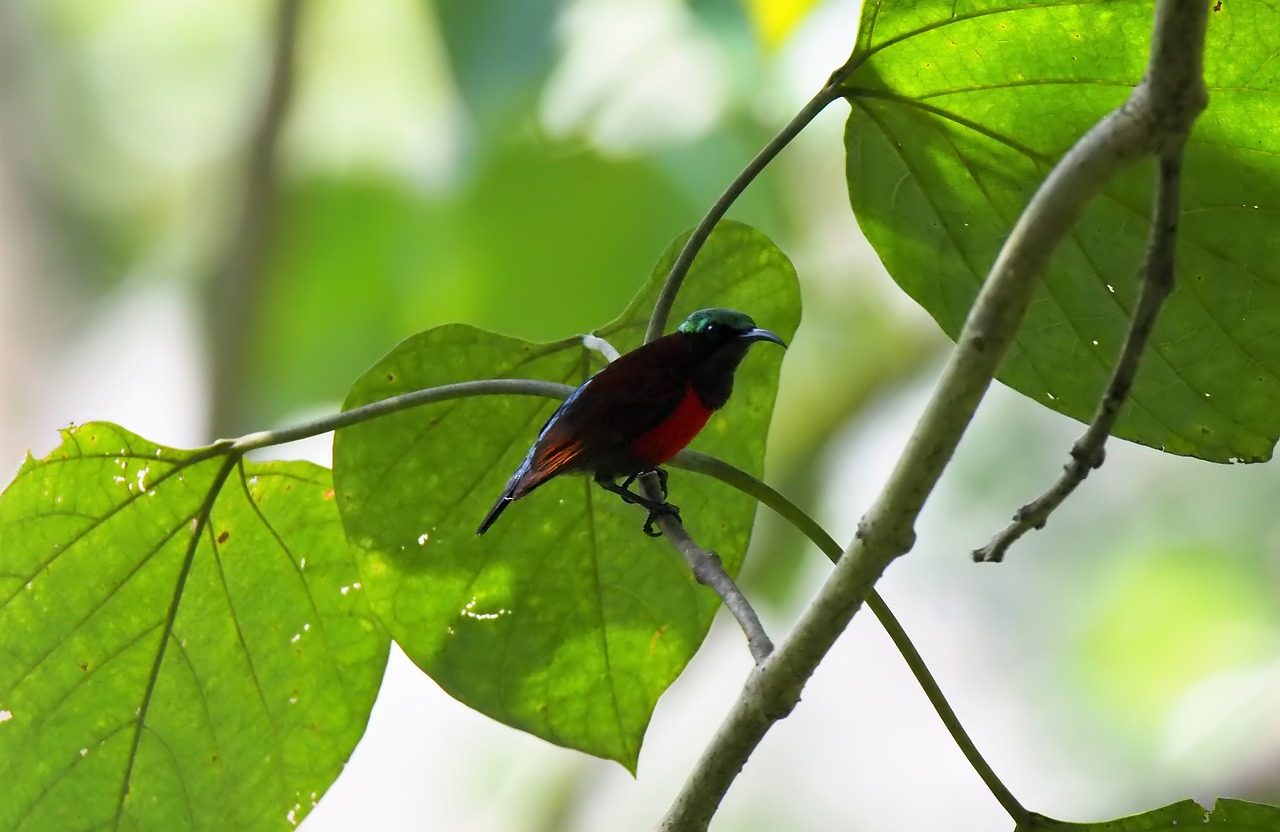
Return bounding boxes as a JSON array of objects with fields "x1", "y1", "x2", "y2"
[{"x1": 476, "y1": 491, "x2": 514, "y2": 535}]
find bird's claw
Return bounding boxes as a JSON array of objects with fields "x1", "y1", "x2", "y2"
[
  {"x1": 621, "y1": 468, "x2": 669, "y2": 499},
  {"x1": 642, "y1": 501, "x2": 681, "y2": 537}
]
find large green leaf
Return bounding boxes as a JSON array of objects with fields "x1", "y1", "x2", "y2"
[
  {"x1": 332, "y1": 221, "x2": 800, "y2": 770},
  {"x1": 0, "y1": 424, "x2": 388, "y2": 831},
  {"x1": 843, "y1": 0, "x2": 1280, "y2": 462},
  {"x1": 1030, "y1": 798, "x2": 1280, "y2": 830}
]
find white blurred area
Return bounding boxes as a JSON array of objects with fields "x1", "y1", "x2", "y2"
[{"x1": 2, "y1": 0, "x2": 1278, "y2": 830}]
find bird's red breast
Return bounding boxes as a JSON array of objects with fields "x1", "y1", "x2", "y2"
[{"x1": 626, "y1": 384, "x2": 713, "y2": 467}]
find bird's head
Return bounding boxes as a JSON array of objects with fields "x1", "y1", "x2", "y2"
[
  {"x1": 677, "y1": 307, "x2": 786, "y2": 349},
  {"x1": 677, "y1": 308, "x2": 786, "y2": 409}
]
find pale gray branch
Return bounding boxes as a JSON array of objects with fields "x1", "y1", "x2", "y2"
[{"x1": 658, "y1": 2, "x2": 1211, "y2": 829}]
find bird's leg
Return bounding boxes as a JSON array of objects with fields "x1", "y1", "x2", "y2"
[
  {"x1": 596, "y1": 473, "x2": 680, "y2": 537},
  {"x1": 620, "y1": 468, "x2": 669, "y2": 497},
  {"x1": 649, "y1": 467, "x2": 669, "y2": 498}
]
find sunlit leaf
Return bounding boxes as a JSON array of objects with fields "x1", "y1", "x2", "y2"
[
  {"x1": 1028, "y1": 797, "x2": 1280, "y2": 830},
  {"x1": 333, "y1": 221, "x2": 800, "y2": 769},
  {"x1": 843, "y1": 0, "x2": 1280, "y2": 462},
  {"x1": 0, "y1": 424, "x2": 388, "y2": 830}
]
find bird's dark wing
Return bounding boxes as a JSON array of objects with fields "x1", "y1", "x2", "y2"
[{"x1": 513, "y1": 334, "x2": 691, "y2": 494}]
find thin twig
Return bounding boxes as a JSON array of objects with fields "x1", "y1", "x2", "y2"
[
  {"x1": 207, "y1": 0, "x2": 303, "y2": 436},
  {"x1": 641, "y1": 473, "x2": 774, "y2": 663},
  {"x1": 644, "y1": 58, "x2": 875, "y2": 343},
  {"x1": 655, "y1": 2, "x2": 1210, "y2": 829},
  {"x1": 974, "y1": 145, "x2": 1188, "y2": 563},
  {"x1": 671, "y1": 451, "x2": 1028, "y2": 821}
]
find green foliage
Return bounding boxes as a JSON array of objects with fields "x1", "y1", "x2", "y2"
[
  {"x1": 433, "y1": 0, "x2": 560, "y2": 122},
  {"x1": 250, "y1": 148, "x2": 699, "y2": 427},
  {"x1": 843, "y1": 0, "x2": 1280, "y2": 463},
  {"x1": 7, "y1": 1, "x2": 1280, "y2": 828},
  {"x1": 0, "y1": 424, "x2": 388, "y2": 830},
  {"x1": 331, "y1": 222, "x2": 799, "y2": 769},
  {"x1": 1076, "y1": 545, "x2": 1277, "y2": 734},
  {"x1": 1031, "y1": 798, "x2": 1280, "y2": 830}
]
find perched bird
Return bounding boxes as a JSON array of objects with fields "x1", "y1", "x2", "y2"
[{"x1": 476, "y1": 307, "x2": 785, "y2": 537}]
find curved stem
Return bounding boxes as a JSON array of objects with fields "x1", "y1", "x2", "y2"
[
  {"x1": 644, "y1": 85, "x2": 843, "y2": 343},
  {"x1": 671, "y1": 451, "x2": 1028, "y2": 822},
  {"x1": 229, "y1": 379, "x2": 574, "y2": 453},
  {"x1": 643, "y1": 41, "x2": 880, "y2": 344}
]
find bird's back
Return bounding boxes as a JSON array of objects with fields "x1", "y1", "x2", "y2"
[{"x1": 511, "y1": 332, "x2": 696, "y2": 496}]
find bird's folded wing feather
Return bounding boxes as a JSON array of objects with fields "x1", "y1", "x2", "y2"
[{"x1": 523, "y1": 337, "x2": 690, "y2": 484}]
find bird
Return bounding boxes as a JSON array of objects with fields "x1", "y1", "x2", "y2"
[{"x1": 476, "y1": 307, "x2": 786, "y2": 537}]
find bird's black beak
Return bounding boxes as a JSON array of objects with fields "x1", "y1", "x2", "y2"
[{"x1": 742, "y1": 327, "x2": 787, "y2": 349}]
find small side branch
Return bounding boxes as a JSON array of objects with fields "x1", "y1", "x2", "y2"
[
  {"x1": 973, "y1": 147, "x2": 1190, "y2": 563},
  {"x1": 641, "y1": 474, "x2": 774, "y2": 664}
]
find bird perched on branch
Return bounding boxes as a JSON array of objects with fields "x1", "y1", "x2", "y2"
[{"x1": 476, "y1": 307, "x2": 785, "y2": 537}]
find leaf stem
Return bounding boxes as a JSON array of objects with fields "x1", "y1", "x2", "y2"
[
  {"x1": 643, "y1": 84, "x2": 842, "y2": 343},
  {"x1": 229, "y1": 379, "x2": 574, "y2": 454},
  {"x1": 672, "y1": 451, "x2": 1028, "y2": 821}
]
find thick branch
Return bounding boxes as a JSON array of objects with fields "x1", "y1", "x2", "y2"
[
  {"x1": 974, "y1": 144, "x2": 1188, "y2": 563},
  {"x1": 657, "y1": 3, "x2": 1211, "y2": 829}
]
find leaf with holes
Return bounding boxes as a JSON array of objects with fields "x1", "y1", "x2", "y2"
[
  {"x1": 0, "y1": 424, "x2": 388, "y2": 831},
  {"x1": 332, "y1": 221, "x2": 800, "y2": 770},
  {"x1": 843, "y1": 0, "x2": 1280, "y2": 462}
]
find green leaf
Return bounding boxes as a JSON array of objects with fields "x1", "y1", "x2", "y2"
[
  {"x1": 1028, "y1": 798, "x2": 1280, "y2": 830},
  {"x1": 333, "y1": 220, "x2": 800, "y2": 770},
  {"x1": 843, "y1": 0, "x2": 1280, "y2": 462},
  {"x1": 0, "y1": 424, "x2": 388, "y2": 831}
]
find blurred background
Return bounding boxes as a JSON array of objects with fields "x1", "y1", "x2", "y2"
[{"x1": 2, "y1": 0, "x2": 1278, "y2": 829}]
